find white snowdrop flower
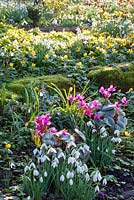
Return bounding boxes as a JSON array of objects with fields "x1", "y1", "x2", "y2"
[
  {"x1": 66, "y1": 171, "x2": 74, "y2": 179},
  {"x1": 83, "y1": 164, "x2": 88, "y2": 173},
  {"x1": 69, "y1": 179, "x2": 73, "y2": 186},
  {"x1": 77, "y1": 166, "x2": 83, "y2": 174},
  {"x1": 51, "y1": 158, "x2": 59, "y2": 168},
  {"x1": 58, "y1": 152, "x2": 65, "y2": 160},
  {"x1": 102, "y1": 178, "x2": 107, "y2": 185},
  {"x1": 114, "y1": 130, "x2": 120, "y2": 136},
  {"x1": 68, "y1": 157, "x2": 75, "y2": 165},
  {"x1": 27, "y1": 196, "x2": 31, "y2": 200},
  {"x1": 24, "y1": 166, "x2": 29, "y2": 173},
  {"x1": 33, "y1": 169, "x2": 39, "y2": 176},
  {"x1": 34, "y1": 178, "x2": 36, "y2": 182},
  {"x1": 112, "y1": 149, "x2": 116, "y2": 154},
  {"x1": 85, "y1": 173, "x2": 90, "y2": 181},
  {"x1": 40, "y1": 143, "x2": 48, "y2": 151},
  {"x1": 39, "y1": 177, "x2": 43, "y2": 183},
  {"x1": 93, "y1": 170, "x2": 102, "y2": 182},
  {"x1": 87, "y1": 120, "x2": 94, "y2": 127},
  {"x1": 10, "y1": 53, "x2": 14, "y2": 57},
  {"x1": 28, "y1": 108, "x2": 31, "y2": 113},
  {"x1": 44, "y1": 171, "x2": 48, "y2": 177},
  {"x1": 92, "y1": 129, "x2": 97, "y2": 134},
  {"x1": 67, "y1": 141, "x2": 76, "y2": 148},
  {"x1": 95, "y1": 185, "x2": 100, "y2": 192},
  {"x1": 39, "y1": 92, "x2": 43, "y2": 97},
  {"x1": 29, "y1": 162, "x2": 36, "y2": 169},
  {"x1": 47, "y1": 147, "x2": 57, "y2": 154},
  {"x1": 117, "y1": 138, "x2": 122, "y2": 143},
  {"x1": 101, "y1": 132, "x2": 107, "y2": 138},
  {"x1": 33, "y1": 148, "x2": 39, "y2": 155},
  {"x1": 60, "y1": 175, "x2": 65, "y2": 182},
  {"x1": 97, "y1": 146, "x2": 100, "y2": 151},
  {"x1": 83, "y1": 144, "x2": 90, "y2": 152},
  {"x1": 41, "y1": 155, "x2": 50, "y2": 162},
  {"x1": 106, "y1": 149, "x2": 108, "y2": 153},
  {"x1": 74, "y1": 151, "x2": 80, "y2": 159},
  {"x1": 1, "y1": 52, "x2": 4, "y2": 56},
  {"x1": 100, "y1": 127, "x2": 106, "y2": 133}
]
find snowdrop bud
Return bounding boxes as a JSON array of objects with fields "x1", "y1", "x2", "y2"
[
  {"x1": 60, "y1": 175, "x2": 65, "y2": 182},
  {"x1": 112, "y1": 149, "x2": 116, "y2": 154},
  {"x1": 44, "y1": 171, "x2": 48, "y2": 177},
  {"x1": 85, "y1": 173, "x2": 90, "y2": 181},
  {"x1": 114, "y1": 130, "x2": 120, "y2": 136},
  {"x1": 27, "y1": 196, "x2": 31, "y2": 200},
  {"x1": 39, "y1": 177, "x2": 43, "y2": 183},
  {"x1": 69, "y1": 179, "x2": 73, "y2": 186},
  {"x1": 102, "y1": 178, "x2": 107, "y2": 185},
  {"x1": 39, "y1": 92, "x2": 43, "y2": 97},
  {"x1": 95, "y1": 185, "x2": 100, "y2": 192},
  {"x1": 100, "y1": 127, "x2": 106, "y2": 133},
  {"x1": 24, "y1": 166, "x2": 29, "y2": 173},
  {"x1": 87, "y1": 120, "x2": 94, "y2": 127},
  {"x1": 33, "y1": 169, "x2": 39, "y2": 176}
]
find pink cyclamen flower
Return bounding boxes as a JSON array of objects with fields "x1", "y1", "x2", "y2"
[
  {"x1": 91, "y1": 100, "x2": 99, "y2": 108},
  {"x1": 99, "y1": 191, "x2": 105, "y2": 196},
  {"x1": 108, "y1": 85, "x2": 116, "y2": 92},
  {"x1": 50, "y1": 127, "x2": 58, "y2": 134},
  {"x1": 121, "y1": 97, "x2": 129, "y2": 105},
  {"x1": 35, "y1": 113, "x2": 51, "y2": 135},
  {"x1": 76, "y1": 93, "x2": 85, "y2": 101},
  {"x1": 78, "y1": 100, "x2": 86, "y2": 107},
  {"x1": 85, "y1": 109, "x2": 92, "y2": 116},
  {"x1": 114, "y1": 102, "x2": 121, "y2": 109},
  {"x1": 103, "y1": 90, "x2": 111, "y2": 99},
  {"x1": 67, "y1": 94, "x2": 76, "y2": 102},
  {"x1": 94, "y1": 113, "x2": 101, "y2": 120},
  {"x1": 99, "y1": 86, "x2": 105, "y2": 94},
  {"x1": 60, "y1": 130, "x2": 70, "y2": 136}
]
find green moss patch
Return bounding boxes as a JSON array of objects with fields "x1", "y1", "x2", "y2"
[
  {"x1": 7, "y1": 74, "x2": 74, "y2": 96},
  {"x1": 88, "y1": 62, "x2": 134, "y2": 91}
]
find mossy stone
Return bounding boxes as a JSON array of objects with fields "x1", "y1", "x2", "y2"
[
  {"x1": 7, "y1": 74, "x2": 74, "y2": 96},
  {"x1": 88, "y1": 63, "x2": 134, "y2": 91}
]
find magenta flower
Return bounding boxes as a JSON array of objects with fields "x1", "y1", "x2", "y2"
[
  {"x1": 60, "y1": 129, "x2": 70, "y2": 136},
  {"x1": 67, "y1": 94, "x2": 76, "y2": 102},
  {"x1": 99, "y1": 191, "x2": 105, "y2": 196},
  {"x1": 50, "y1": 127, "x2": 58, "y2": 134},
  {"x1": 94, "y1": 113, "x2": 101, "y2": 120},
  {"x1": 35, "y1": 113, "x2": 51, "y2": 135},
  {"x1": 114, "y1": 102, "x2": 121, "y2": 109},
  {"x1": 85, "y1": 109, "x2": 92, "y2": 116},
  {"x1": 108, "y1": 85, "x2": 116, "y2": 92},
  {"x1": 99, "y1": 86, "x2": 105, "y2": 94},
  {"x1": 91, "y1": 100, "x2": 99, "y2": 108},
  {"x1": 121, "y1": 97, "x2": 129, "y2": 105},
  {"x1": 103, "y1": 90, "x2": 111, "y2": 99},
  {"x1": 76, "y1": 93, "x2": 85, "y2": 101},
  {"x1": 78, "y1": 100, "x2": 86, "y2": 107}
]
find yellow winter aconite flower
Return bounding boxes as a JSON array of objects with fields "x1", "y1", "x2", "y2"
[
  {"x1": 44, "y1": 54, "x2": 49, "y2": 60},
  {"x1": 76, "y1": 47, "x2": 81, "y2": 52},
  {"x1": 20, "y1": 60, "x2": 26, "y2": 65},
  {"x1": 33, "y1": 134, "x2": 41, "y2": 148},
  {"x1": 32, "y1": 63, "x2": 36, "y2": 67},
  {"x1": 77, "y1": 62, "x2": 82, "y2": 67},
  {"x1": 124, "y1": 131, "x2": 130, "y2": 137},
  {"x1": 63, "y1": 55, "x2": 68, "y2": 59},
  {"x1": 9, "y1": 63, "x2": 14, "y2": 67},
  {"x1": 83, "y1": 52, "x2": 87, "y2": 57},
  {"x1": 5, "y1": 144, "x2": 11, "y2": 149},
  {"x1": 129, "y1": 88, "x2": 133, "y2": 92}
]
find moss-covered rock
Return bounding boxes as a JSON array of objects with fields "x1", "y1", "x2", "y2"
[
  {"x1": 88, "y1": 62, "x2": 134, "y2": 91},
  {"x1": 7, "y1": 74, "x2": 74, "y2": 96}
]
